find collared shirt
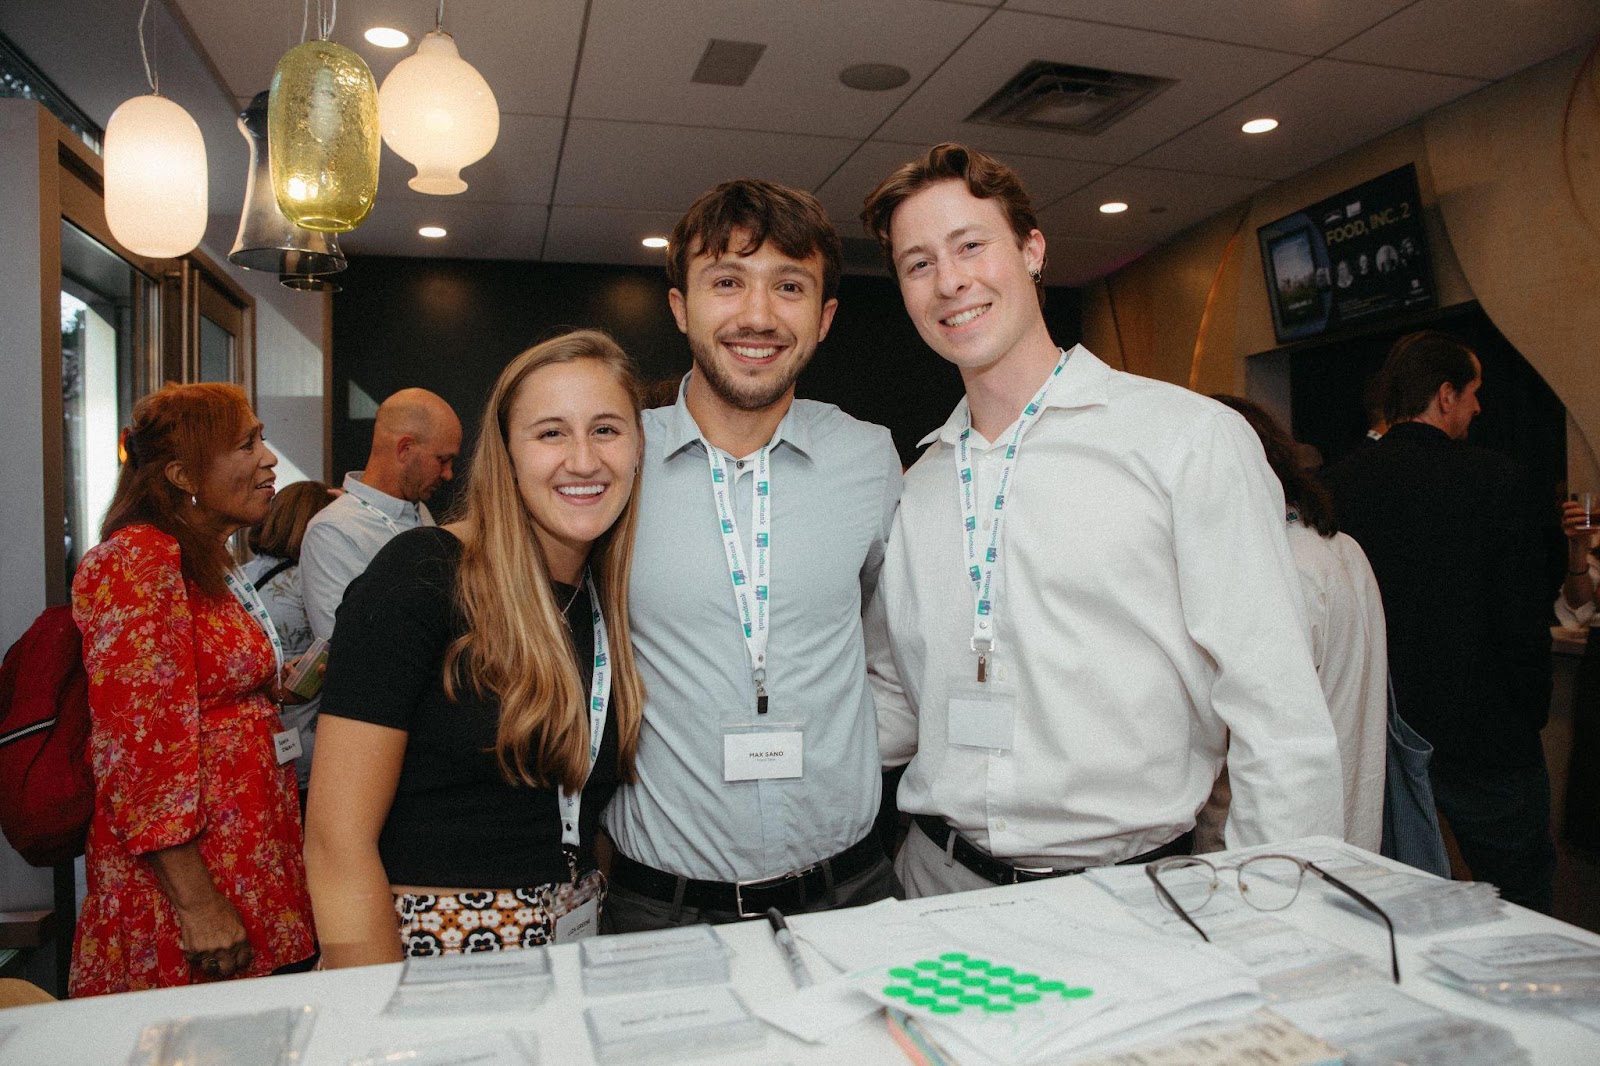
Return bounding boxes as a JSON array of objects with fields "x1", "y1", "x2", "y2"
[
  {"x1": 240, "y1": 552, "x2": 318, "y2": 787},
  {"x1": 1285, "y1": 522, "x2": 1389, "y2": 852},
  {"x1": 603, "y1": 380, "x2": 903, "y2": 881},
  {"x1": 300, "y1": 471, "x2": 433, "y2": 642},
  {"x1": 870, "y1": 345, "x2": 1343, "y2": 868}
]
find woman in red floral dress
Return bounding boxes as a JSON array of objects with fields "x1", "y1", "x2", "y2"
[{"x1": 70, "y1": 383, "x2": 315, "y2": 996}]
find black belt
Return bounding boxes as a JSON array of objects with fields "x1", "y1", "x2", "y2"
[
  {"x1": 913, "y1": 814, "x2": 1194, "y2": 886},
  {"x1": 610, "y1": 834, "x2": 886, "y2": 919}
]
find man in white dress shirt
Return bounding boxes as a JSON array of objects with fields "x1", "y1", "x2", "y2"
[{"x1": 860, "y1": 143, "x2": 1343, "y2": 896}]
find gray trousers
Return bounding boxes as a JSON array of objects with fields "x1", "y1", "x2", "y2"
[{"x1": 894, "y1": 820, "x2": 1003, "y2": 898}]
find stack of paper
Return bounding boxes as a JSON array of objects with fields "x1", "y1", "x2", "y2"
[
  {"x1": 1271, "y1": 985, "x2": 1530, "y2": 1066},
  {"x1": 1324, "y1": 863, "x2": 1502, "y2": 933},
  {"x1": 382, "y1": 950, "x2": 553, "y2": 1016},
  {"x1": 1424, "y1": 933, "x2": 1600, "y2": 1004},
  {"x1": 579, "y1": 924, "x2": 730, "y2": 997}
]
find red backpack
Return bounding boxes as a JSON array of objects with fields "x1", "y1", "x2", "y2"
[{"x1": 0, "y1": 605, "x2": 94, "y2": 866}]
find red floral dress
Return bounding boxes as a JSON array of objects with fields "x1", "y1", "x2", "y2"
[{"x1": 69, "y1": 525, "x2": 315, "y2": 996}]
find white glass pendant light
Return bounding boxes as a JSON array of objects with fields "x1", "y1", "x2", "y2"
[
  {"x1": 378, "y1": 0, "x2": 499, "y2": 194},
  {"x1": 104, "y1": 1, "x2": 208, "y2": 258}
]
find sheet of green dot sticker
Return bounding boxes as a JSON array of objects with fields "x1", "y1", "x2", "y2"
[{"x1": 876, "y1": 951, "x2": 1094, "y2": 1018}]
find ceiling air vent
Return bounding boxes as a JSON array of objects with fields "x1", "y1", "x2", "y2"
[
  {"x1": 691, "y1": 39, "x2": 767, "y2": 87},
  {"x1": 966, "y1": 61, "x2": 1175, "y2": 135}
]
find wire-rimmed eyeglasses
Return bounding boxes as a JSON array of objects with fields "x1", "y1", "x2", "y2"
[{"x1": 1145, "y1": 854, "x2": 1400, "y2": 983}]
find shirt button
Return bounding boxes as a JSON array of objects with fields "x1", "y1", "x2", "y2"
[
  {"x1": 993, "y1": 818, "x2": 1008, "y2": 832},
  {"x1": 736, "y1": 459, "x2": 746, "y2": 470}
]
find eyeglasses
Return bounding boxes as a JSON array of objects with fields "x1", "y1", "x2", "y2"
[{"x1": 1145, "y1": 854, "x2": 1400, "y2": 983}]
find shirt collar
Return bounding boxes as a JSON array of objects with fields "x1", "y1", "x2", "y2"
[
  {"x1": 342, "y1": 471, "x2": 417, "y2": 521},
  {"x1": 660, "y1": 370, "x2": 815, "y2": 461},
  {"x1": 918, "y1": 344, "x2": 1111, "y2": 448}
]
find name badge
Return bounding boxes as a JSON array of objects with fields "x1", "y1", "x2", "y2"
[
  {"x1": 272, "y1": 728, "x2": 303, "y2": 765},
  {"x1": 946, "y1": 677, "x2": 1016, "y2": 751},
  {"x1": 723, "y1": 730, "x2": 803, "y2": 781},
  {"x1": 554, "y1": 895, "x2": 599, "y2": 944}
]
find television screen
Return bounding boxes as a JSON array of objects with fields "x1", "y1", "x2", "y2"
[{"x1": 1258, "y1": 164, "x2": 1436, "y2": 344}]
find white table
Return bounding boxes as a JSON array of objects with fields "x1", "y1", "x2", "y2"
[{"x1": 2, "y1": 838, "x2": 1597, "y2": 1064}]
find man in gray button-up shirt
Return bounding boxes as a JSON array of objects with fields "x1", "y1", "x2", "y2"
[{"x1": 602, "y1": 180, "x2": 903, "y2": 930}]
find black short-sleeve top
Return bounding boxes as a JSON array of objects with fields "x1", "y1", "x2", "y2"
[{"x1": 319, "y1": 525, "x2": 619, "y2": 888}]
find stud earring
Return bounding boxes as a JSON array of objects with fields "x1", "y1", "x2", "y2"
[{"x1": 1029, "y1": 268, "x2": 1042, "y2": 284}]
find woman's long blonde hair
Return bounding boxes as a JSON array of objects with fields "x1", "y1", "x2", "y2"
[{"x1": 443, "y1": 330, "x2": 646, "y2": 791}]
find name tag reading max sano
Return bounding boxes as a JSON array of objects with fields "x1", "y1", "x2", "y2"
[{"x1": 723, "y1": 730, "x2": 803, "y2": 781}]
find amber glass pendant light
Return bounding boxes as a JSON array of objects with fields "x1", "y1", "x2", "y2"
[{"x1": 268, "y1": 0, "x2": 380, "y2": 233}]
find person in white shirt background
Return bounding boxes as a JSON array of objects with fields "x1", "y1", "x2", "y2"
[
  {"x1": 1203, "y1": 394, "x2": 1388, "y2": 854},
  {"x1": 859, "y1": 142, "x2": 1343, "y2": 897}
]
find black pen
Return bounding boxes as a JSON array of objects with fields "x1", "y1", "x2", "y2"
[{"x1": 765, "y1": 907, "x2": 814, "y2": 989}]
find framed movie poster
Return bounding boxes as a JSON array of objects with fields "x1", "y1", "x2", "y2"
[{"x1": 1258, "y1": 163, "x2": 1436, "y2": 344}]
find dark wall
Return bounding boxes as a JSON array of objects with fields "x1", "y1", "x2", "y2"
[{"x1": 330, "y1": 255, "x2": 1081, "y2": 514}]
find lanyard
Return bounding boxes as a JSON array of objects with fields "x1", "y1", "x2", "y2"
[
  {"x1": 701, "y1": 438, "x2": 772, "y2": 715},
  {"x1": 352, "y1": 493, "x2": 405, "y2": 536},
  {"x1": 557, "y1": 570, "x2": 611, "y2": 853},
  {"x1": 953, "y1": 348, "x2": 1070, "y2": 682},
  {"x1": 223, "y1": 567, "x2": 285, "y2": 685}
]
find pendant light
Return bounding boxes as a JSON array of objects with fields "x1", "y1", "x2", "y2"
[
  {"x1": 378, "y1": 0, "x2": 499, "y2": 195},
  {"x1": 269, "y1": 0, "x2": 380, "y2": 232},
  {"x1": 230, "y1": 91, "x2": 347, "y2": 282},
  {"x1": 104, "y1": 0, "x2": 207, "y2": 259}
]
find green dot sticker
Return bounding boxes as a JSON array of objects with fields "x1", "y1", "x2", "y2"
[{"x1": 879, "y1": 954, "x2": 1094, "y2": 1017}]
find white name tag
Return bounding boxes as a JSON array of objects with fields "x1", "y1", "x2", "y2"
[
  {"x1": 554, "y1": 895, "x2": 599, "y2": 944},
  {"x1": 272, "y1": 728, "x2": 303, "y2": 765},
  {"x1": 947, "y1": 693, "x2": 1015, "y2": 750},
  {"x1": 723, "y1": 730, "x2": 803, "y2": 781}
]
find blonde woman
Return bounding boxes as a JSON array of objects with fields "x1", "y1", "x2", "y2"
[{"x1": 306, "y1": 331, "x2": 646, "y2": 966}]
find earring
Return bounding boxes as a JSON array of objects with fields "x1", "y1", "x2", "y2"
[
  {"x1": 190, "y1": 494, "x2": 198, "y2": 508},
  {"x1": 1029, "y1": 268, "x2": 1042, "y2": 284}
]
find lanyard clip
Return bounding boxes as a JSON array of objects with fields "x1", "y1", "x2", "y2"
[{"x1": 970, "y1": 637, "x2": 993, "y2": 684}]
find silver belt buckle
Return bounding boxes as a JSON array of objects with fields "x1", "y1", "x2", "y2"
[{"x1": 733, "y1": 862, "x2": 817, "y2": 919}]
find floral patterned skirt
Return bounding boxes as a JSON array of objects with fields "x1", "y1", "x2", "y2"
[{"x1": 393, "y1": 873, "x2": 605, "y2": 955}]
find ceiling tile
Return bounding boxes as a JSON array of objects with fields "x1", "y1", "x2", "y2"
[
  {"x1": 173, "y1": 0, "x2": 584, "y2": 115},
  {"x1": 543, "y1": 206, "x2": 688, "y2": 267},
  {"x1": 877, "y1": 9, "x2": 1308, "y2": 164},
  {"x1": 375, "y1": 114, "x2": 565, "y2": 205},
  {"x1": 1005, "y1": 0, "x2": 1413, "y2": 56},
  {"x1": 337, "y1": 196, "x2": 546, "y2": 260},
  {"x1": 572, "y1": 0, "x2": 990, "y2": 138},
  {"x1": 1331, "y1": 0, "x2": 1600, "y2": 80},
  {"x1": 553, "y1": 120, "x2": 857, "y2": 212},
  {"x1": 1038, "y1": 165, "x2": 1271, "y2": 247},
  {"x1": 1137, "y1": 60, "x2": 1485, "y2": 180},
  {"x1": 816, "y1": 140, "x2": 1113, "y2": 226}
]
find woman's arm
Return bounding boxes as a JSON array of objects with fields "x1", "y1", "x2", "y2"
[
  {"x1": 146, "y1": 842, "x2": 252, "y2": 976},
  {"x1": 1559, "y1": 500, "x2": 1597, "y2": 623},
  {"x1": 304, "y1": 714, "x2": 408, "y2": 969}
]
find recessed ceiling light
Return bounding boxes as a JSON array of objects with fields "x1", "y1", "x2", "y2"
[
  {"x1": 364, "y1": 27, "x2": 410, "y2": 48},
  {"x1": 839, "y1": 63, "x2": 910, "y2": 92},
  {"x1": 1099, "y1": 201, "x2": 1129, "y2": 214},
  {"x1": 1241, "y1": 117, "x2": 1279, "y2": 135},
  {"x1": 418, "y1": 225, "x2": 447, "y2": 239},
  {"x1": 641, "y1": 236, "x2": 669, "y2": 249}
]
